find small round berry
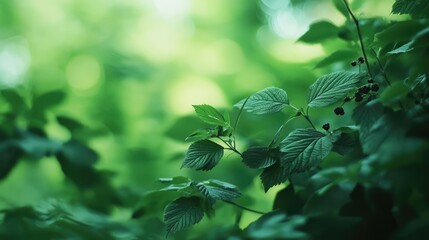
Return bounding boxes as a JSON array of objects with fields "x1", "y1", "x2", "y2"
[
  {"x1": 334, "y1": 107, "x2": 345, "y2": 116},
  {"x1": 351, "y1": 61, "x2": 357, "y2": 67},
  {"x1": 371, "y1": 84, "x2": 379, "y2": 92},
  {"x1": 344, "y1": 96, "x2": 351, "y2": 102},
  {"x1": 358, "y1": 57, "x2": 364, "y2": 63},
  {"x1": 367, "y1": 79, "x2": 374, "y2": 83},
  {"x1": 358, "y1": 86, "x2": 370, "y2": 94},
  {"x1": 322, "y1": 123, "x2": 330, "y2": 131},
  {"x1": 355, "y1": 94, "x2": 363, "y2": 102}
]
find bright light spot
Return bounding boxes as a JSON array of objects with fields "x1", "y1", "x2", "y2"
[
  {"x1": 272, "y1": 10, "x2": 310, "y2": 39},
  {"x1": 65, "y1": 55, "x2": 103, "y2": 94},
  {"x1": 166, "y1": 75, "x2": 227, "y2": 115},
  {"x1": 154, "y1": 0, "x2": 190, "y2": 20},
  {"x1": 189, "y1": 39, "x2": 244, "y2": 75},
  {"x1": 0, "y1": 39, "x2": 30, "y2": 88}
]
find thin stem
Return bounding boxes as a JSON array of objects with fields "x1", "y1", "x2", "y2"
[
  {"x1": 371, "y1": 48, "x2": 391, "y2": 86},
  {"x1": 232, "y1": 97, "x2": 249, "y2": 134},
  {"x1": 302, "y1": 108, "x2": 316, "y2": 130},
  {"x1": 223, "y1": 200, "x2": 267, "y2": 215},
  {"x1": 217, "y1": 137, "x2": 243, "y2": 157},
  {"x1": 343, "y1": 0, "x2": 373, "y2": 79}
]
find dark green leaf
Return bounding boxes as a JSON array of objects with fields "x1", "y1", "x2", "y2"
[
  {"x1": 164, "y1": 197, "x2": 204, "y2": 235},
  {"x1": 298, "y1": 21, "x2": 340, "y2": 44},
  {"x1": 0, "y1": 142, "x2": 21, "y2": 180},
  {"x1": 235, "y1": 87, "x2": 289, "y2": 115},
  {"x1": 32, "y1": 90, "x2": 66, "y2": 112},
  {"x1": 59, "y1": 140, "x2": 98, "y2": 167},
  {"x1": 331, "y1": 126, "x2": 361, "y2": 156},
  {"x1": 388, "y1": 41, "x2": 414, "y2": 54},
  {"x1": 18, "y1": 130, "x2": 61, "y2": 158},
  {"x1": 280, "y1": 129, "x2": 333, "y2": 173},
  {"x1": 193, "y1": 105, "x2": 229, "y2": 127},
  {"x1": 260, "y1": 163, "x2": 292, "y2": 192},
  {"x1": 56, "y1": 115, "x2": 83, "y2": 131},
  {"x1": 314, "y1": 50, "x2": 357, "y2": 69},
  {"x1": 308, "y1": 72, "x2": 362, "y2": 108},
  {"x1": 379, "y1": 81, "x2": 410, "y2": 104},
  {"x1": 242, "y1": 147, "x2": 277, "y2": 169},
  {"x1": 196, "y1": 179, "x2": 241, "y2": 201},
  {"x1": 392, "y1": 0, "x2": 429, "y2": 17},
  {"x1": 375, "y1": 20, "x2": 427, "y2": 45},
  {"x1": 273, "y1": 184, "x2": 304, "y2": 214},
  {"x1": 245, "y1": 211, "x2": 308, "y2": 239},
  {"x1": 182, "y1": 140, "x2": 224, "y2": 171}
]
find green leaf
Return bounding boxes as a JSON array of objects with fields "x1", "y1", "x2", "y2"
[
  {"x1": 193, "y1": 105, "x2": 229, "y2": 127},
  {"x1": 388, "y1": 41, "x2": 414, "y2": 54},
  {"x1": 58, "y1": 140, "x2": 98, "y2": 167},
  {"x1": 18, "y1": 130, "x2": 62, "y2": 158},
  {"x1": 235, "y1": 87, "x2": 289, "y2": 115},
  {"x1": 245, "y1": 212, "x2": 308, "y2": 239},
  {"x1": 182, "y1": 140, "x2": 224, "y2": 171},
  {"x1": 185, "y1": 128, "x2": 216, "y2": 142},
  {"x1": 32, "y1": 90, "x2": 66, "y2": 112},
  {"x1": 242, "y1": 147, "x2": 278, "y2": 169},
  {"x1": 0, "y1": 142, "x2": 21, "y2": 180},
  {"x1": 298, "y1": 21, "x2": 340, "y2": 44},
  {"x1": 375, "y1": 20, "x2": 427, "y2": 45},
  {"x1": 379, "y1": 81, "x2": 410, "y2": 104},
  {"x1": 392, "y1": 0, "x2": 429, "y2": 17},
  {"x1": 307, "y1": 72, "x2": 362, "y2": 108},
  {"x1": 331, "y1": 126, "x2": 361, "y2": 156},
  {"x1": 273, "y1": 184, "x2": 305, "y2": 214},
  {"x1": 196, "y1": 179, "x2": 241, "y2": 201},
  {"x1": 164, "y1": 197, "x2": 204, "y2": 235},
  {"x1": 332, "y1": 0, "x2": 350, "y2": 20},
  {"x1": 280, "y1": 128, "x2": 333, "y2": 172},
  {"x1": 260, "y1": 163, "x2": 292, "y2": 192},
  {"x1": 158, "y1": 176, "x2": 191, "y2": 184},
  {"x1": 314, "y1": 50, "x2": 357, "y2": 69}
]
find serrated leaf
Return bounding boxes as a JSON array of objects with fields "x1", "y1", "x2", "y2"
[
  {"x1": 193, "y1": 104, "x2": 229, "y2": 127},
  {"x1": 307, "y1": 72, "x2": 362, "y2": 108},
  {"x1": 242, "y1": 147, "x2": 277, "y2": 169},
  {"x1": 182, "y1": 140, "x2": 224, "y2": 171},
  {"x1": 280, "y1": 129, "x2": 333, "y2": 173},
  {"x1": 314, "y1": 50, "x2": 357, "y2": 69},
  {"x1": 260, "y1": 163, "x2": 293, "y2": 192},
  {"x1": 392, "y1": 0, "x2": 429, "y2": 17},
  {"x1": 235, "y1": 87, "x2": 289, "y2": 115},
  {"x1": 196, "y1": 180, "x2": 241, "y2": 201},
  {"x1": 164, "y1": 197, "x2": 204, "y2": 235},
  {"x1": 298, "y1": 21, "x2": 340, "y2": 44}
]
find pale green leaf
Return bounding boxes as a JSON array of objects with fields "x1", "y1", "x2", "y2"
[
  {"x1": 235, "y1": 87, "x2": 289, "y2": 115},
  {"x1": 307, "y1": 72, "x2": 362, "y2": 108},
  {"x1": 193, "y1": 104, "x2": 229, "y2": 127}
]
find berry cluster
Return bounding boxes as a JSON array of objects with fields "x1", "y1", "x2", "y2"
[
  {"x1": 333, "y1": 79, "x2": 380, "y2": 116},
  {"x1": 351, "y1": 57, "x2": 365, "y2": 67}
]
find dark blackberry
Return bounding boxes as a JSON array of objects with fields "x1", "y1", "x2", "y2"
[
  {"x1": 344, "y1": 96, "x2": 352, "y2": 102},
  {"x1": 351, "y1": 61, "x2": 357, "y2": 67},
  {"x1": 322, "y1": 123, "x2": 330, "y2": 131},
  {"x1": 358, "y1": 57, "x2": 364, "y2": 63},
  {"x1": 334, "y1": 107, "x2": 345, "y2": 115},
  {"x1": 371, "y1": 84, "x2": 379, "y2": 92},
  {"x1": 358, "y1": 86, "x2": 370, "y2": 94}
]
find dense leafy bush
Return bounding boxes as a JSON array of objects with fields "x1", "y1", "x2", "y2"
[{"x1": 1, "y1": 0, "x2": 429, "y2": 239}]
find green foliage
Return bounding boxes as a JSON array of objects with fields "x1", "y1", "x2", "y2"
[
  {"x1": 2, "y1": 0, "x2": 429, "y2": 239},
  {"x1": 235, "y1": 87, "x2": 289, "y2": 114},
  {"x1": 182, "y1": 140, "x2": 224, "y2": 171},
  {"x1": 307, "y1": 72, "x2": 362, "y2": 108}
]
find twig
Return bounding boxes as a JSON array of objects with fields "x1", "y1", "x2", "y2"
[
  {"x1": 343, "y1": 0, "x2": 373, "y2": 79},
  {"x1": 223, "y1": 200, "x2": 267, "y2": 215}
]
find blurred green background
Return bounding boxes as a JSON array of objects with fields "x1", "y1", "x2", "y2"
[{"x1": 0, "y1": 0, "x2": 395, "y2": 237}]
